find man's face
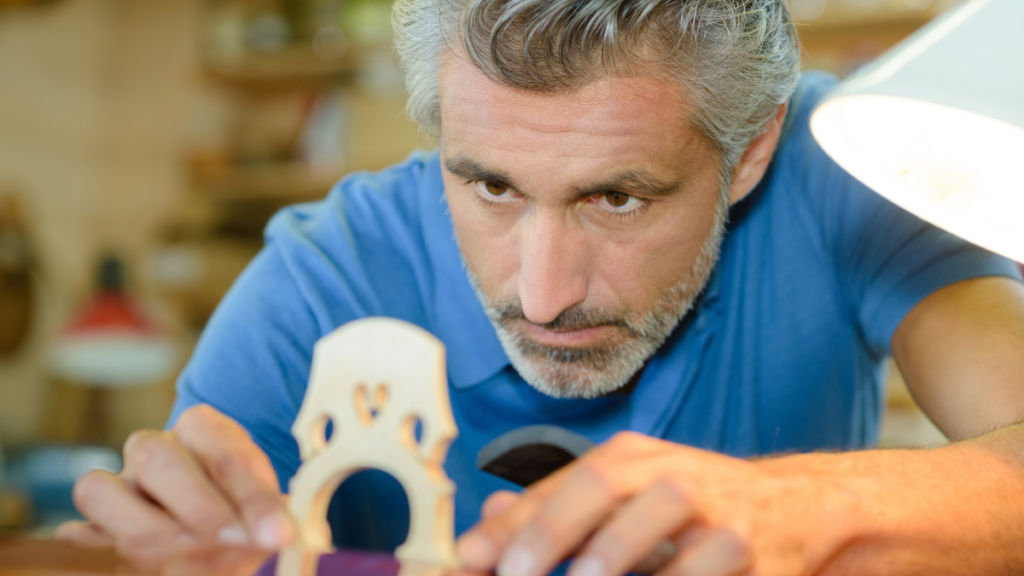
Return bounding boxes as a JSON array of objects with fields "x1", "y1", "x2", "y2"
[{"x1": 438, "y1": 55, "x2": 728, "y2": 398}]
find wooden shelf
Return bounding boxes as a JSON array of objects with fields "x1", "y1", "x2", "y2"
[
  {"x1": 193, "y1": 162, "x2": 346, "y2": 201},
  {"x1": 795, "y1": 0, "x2": 941, "y2": 31},
  {"x1": 192, "y1": 153, "x2": 410, "y2": 202},
  {"x1": 794, "y1": 1, "x2": 953, "y2": 76},
  {"x1": 204, "y1": 44, "x2": 361, "y2": 88}
]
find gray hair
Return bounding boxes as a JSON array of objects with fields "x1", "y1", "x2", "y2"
[{"x1": 392, "y1": 0, "x2": 800, "y2": 175}]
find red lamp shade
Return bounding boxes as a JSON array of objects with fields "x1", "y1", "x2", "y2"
[{"x1": 48, "y1": 257, "x2": 178, "y2": 388}]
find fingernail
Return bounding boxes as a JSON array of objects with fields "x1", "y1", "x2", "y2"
[
  {"x1": 217, "y1": 523, "x2": 250, "y2": 546},
  {"x1": 498, "y1": 545, "x2": 535, "y2": 576},
  {"x1": 255, "y1": 514, "x2": 290, "y2": 549},
  {"x1": 457, "y1": 533, "x2": 495, "y2": 568},
  {"x1": 568, "y1": 556, "x2": 604, "y2": 576}
]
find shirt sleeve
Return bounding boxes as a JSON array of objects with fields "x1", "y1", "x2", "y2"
[
  {"x1": 780, "y1": 72, "x2": 1022, "y2": 357},
  {"x1": 167, "y1": 243, "x2": 318, "y2": 490},
  {"x1": 166, "y1": 153, "x2": 435, "y2": 493}
]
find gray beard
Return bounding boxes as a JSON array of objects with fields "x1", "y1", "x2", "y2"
[{"x1": 466, "y1": 191, "x2": 729, "y2": 399}]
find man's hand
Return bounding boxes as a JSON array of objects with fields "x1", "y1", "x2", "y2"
[
  {"x1": 55, "y1": 404, "x2": 294, "y2": 576},
  {"x1": 456, "y1": 432, "x2": 863, "y2": 576}
]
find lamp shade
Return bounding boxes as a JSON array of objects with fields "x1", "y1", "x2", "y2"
[
  {"x1": 48, "y1": 255, "x2": 178, "y2": 389},
  {"x1": 810, "y1": 0, "x2": 1024, "y2": 263}
]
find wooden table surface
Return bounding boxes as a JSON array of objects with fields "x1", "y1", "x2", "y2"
[
  {"x1": 0, "y1": 538, "x2": 403, "y2": 576},
  {"x1": 0, "y1": 537, "x2": 130, "y2": 576}
]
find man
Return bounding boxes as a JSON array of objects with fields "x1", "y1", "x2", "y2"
[{"x1": 58, "y1": 0, "x2": 1024, "y2": 574}]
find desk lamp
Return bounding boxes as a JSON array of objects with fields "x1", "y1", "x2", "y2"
[
  {"x1": 811, "y1": 0, "x2": 1024, "y2": 263},
  {"x1": 47, "y1": 254, "x2": 177, "y2": 444}
]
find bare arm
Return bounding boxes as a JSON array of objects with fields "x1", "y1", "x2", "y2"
[
  {"x1": 818, "y1": 275, "x2": 1024, "y2": 572},
  {"x1": 457, "y1": 276, "x2": 1024, "y2": 576},
  {"x1": 892, "y1": 276, "x2": 1024, "y2": 440}
]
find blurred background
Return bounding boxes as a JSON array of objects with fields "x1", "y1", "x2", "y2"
[{"x1": 0, "y1": 0, "x2": 982, "y2": 536}]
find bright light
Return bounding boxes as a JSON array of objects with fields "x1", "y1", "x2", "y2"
[{"x1": 812, "y1": 94, "x2": 1024, "y2": 263}]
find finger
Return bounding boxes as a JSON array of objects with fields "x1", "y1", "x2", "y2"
[
  {"x1": 633, "y1": 541, "x2": 680, "y2": 575},
  {"x1": 72, "y1": 469, "x2": 189, "y2": 550},
  {"x1": 482, "y1": 491, "x2": 521, "y2": 519},
  {"x1": 458, "y1": 489, "x2": 547, "y2": 571},
  {"x1": 457, "y1": 491, "x2": 525, "y2": 570},
  {"x1": 123, "y1": 429, "x2": 245, "y2": 544},
  {"x1": 460, "y1": 433, "x2": 668, "y2": 574},
  {"x1": 632, "y1": 524, "x2": 712, "y2": 574},
  {"x1": 633, "y1": 523, "x2": 716, "y2": 574},
  {"x1": 568, "y1": 478, "x2": 695, "y2": 576},
  {"x1": 496, "y1": 460, "x2": 636, "y2": 576},
  {"x1": 54, "y1": 520, "x2": 115, "y2": 548},
  {"x1": 172, "y1": 404, "x2": 292, "y2": 549},
  {"x1": 657, "y1": 528, "x2": 750, "y2": 576}
]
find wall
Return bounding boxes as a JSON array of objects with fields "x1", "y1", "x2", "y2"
[{"x1": 0, "y1": 0, "x2": 201, "y2": 446}]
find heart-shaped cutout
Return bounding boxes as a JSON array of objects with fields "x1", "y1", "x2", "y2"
[{"x1": 354, "y1": 383, "x2": 389, "y2": 425}]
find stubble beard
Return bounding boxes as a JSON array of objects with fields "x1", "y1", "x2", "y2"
[{"x1": 466, "y1": 191, "x2": 729, "y2": 399}]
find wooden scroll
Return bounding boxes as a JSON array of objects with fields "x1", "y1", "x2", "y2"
[{"x1": 277, "y1": 318, "x2": 460, "y2": 576}]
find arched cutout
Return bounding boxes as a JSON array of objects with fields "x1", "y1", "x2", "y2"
[
  {"x1": 310, "y1": 415, "x2": 334, "y2": 454},
  {"x1": 279, "y1": 318, "x2": 460, "y2": 576},
  {"x1": 328, "y1": 469, "x2": 411, "y2": 552},
  {"x1": 400, "y1": 414, "x2": 425, "y2": 454}
]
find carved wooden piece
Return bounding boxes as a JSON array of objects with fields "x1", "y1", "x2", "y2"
[{"x1": 277, "y1": 318, "x2": 460, "y2": 576}]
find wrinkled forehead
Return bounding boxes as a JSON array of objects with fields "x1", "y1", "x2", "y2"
[
  {"x1": 436, "y1": 53, "x2": 720, "y2": 195},
  {"x1": 437, "y1": 53, "x2": 702, "y2": 152}
]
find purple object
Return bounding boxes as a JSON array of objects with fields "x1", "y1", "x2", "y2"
[{"x1": 255, "y1": 549, "x2": 401, "y2": 576}]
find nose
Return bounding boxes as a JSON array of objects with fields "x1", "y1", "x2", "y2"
[{"x1": 516, "y1": 209, "x2": 588, "y2": 325}]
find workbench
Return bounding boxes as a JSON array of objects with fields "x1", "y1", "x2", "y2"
[{"x1": 0, "y1": 538, "x2": 402, "y2": 576}]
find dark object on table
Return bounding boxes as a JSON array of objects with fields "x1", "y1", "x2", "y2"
[{"x1": 477, "y1": 425, "x2": 595, "y2": 487}]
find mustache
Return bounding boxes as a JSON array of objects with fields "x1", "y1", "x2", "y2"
[
  {"x1": 490, "y1": 300, "x2": 632, "y2": 333},
  {"x1": 489, "y1": 300, "x2": 641, "y2": 368}
]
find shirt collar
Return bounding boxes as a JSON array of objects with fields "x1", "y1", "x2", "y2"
[{"x1": 420, "y1": 151, "x2": 511, "y2": 389}]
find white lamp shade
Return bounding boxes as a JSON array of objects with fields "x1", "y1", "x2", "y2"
[
  {"x1": 47, "y1": 292, "x2": 178, "y2": 389},
  {"x1": 811, "y1": 0, "x2": 1024, "y2": 263}
]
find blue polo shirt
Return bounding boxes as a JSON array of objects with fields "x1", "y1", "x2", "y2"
[{"x1": 168, "y1": 72, "x2": 1020, "y2": 551}]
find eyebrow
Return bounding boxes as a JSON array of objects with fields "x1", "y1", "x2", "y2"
[
  {"x1": 572, "y1": 171, "x2": 680, "y2": 199},
  {"x1": 443, "y1": 154, "x2": 682, "y2": 200},
  {"x1": 444, "y1": 155, "x2": 520, "y2": 192}
]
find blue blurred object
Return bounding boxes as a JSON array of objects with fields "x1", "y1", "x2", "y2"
[{"x1": 2, "y1": 444, "x2": 121, "y2": 528}]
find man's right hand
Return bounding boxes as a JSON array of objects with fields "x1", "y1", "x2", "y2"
[{"x1": 55, "y1": 404, "x2": 295, "y2": 576}]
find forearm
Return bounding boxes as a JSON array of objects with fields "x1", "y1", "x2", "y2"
[{"x1": 760, "y1": 423, "x2": 1024, "y2": 575}]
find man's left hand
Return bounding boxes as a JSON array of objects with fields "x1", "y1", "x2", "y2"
[{"x1": 456, "y1": 432, "x2": 863, "y2": 576}]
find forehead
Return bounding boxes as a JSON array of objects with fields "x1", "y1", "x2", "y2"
[{"x1": 437, "y1": 55, "x2": 707, "y2": 166}]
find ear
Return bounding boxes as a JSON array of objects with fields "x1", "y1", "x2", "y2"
[{"x1": 728, "y1": 103, "x2": 788, "y2": 205}]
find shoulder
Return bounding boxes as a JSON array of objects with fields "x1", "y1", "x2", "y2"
[
  {"x1": 263, "y1": 150, "x2": 444, "y2": 331},
  {"x1": 754, "y1": 71, "x2": 877, "y2": 257},
  {"x1": 772, "y1": 71, "x2": 840, "y2": 179},
  {"x1": 726, "y1": 72, "x2": 848, "y2": 267},
  {"x1": 267, "y1": 150, "x2": 438, "y2": 253}
]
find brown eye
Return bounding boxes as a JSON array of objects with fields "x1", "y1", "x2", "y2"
[
  {"x1": 472, "y1": 180, "x2": 519, "y2": 204},
  {"x1": 484, "y1": 181, "x2": 508, "y2": 196},
  {"x1": 605, "y1": 191, "x2": 631, "y2": 207}
]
